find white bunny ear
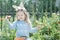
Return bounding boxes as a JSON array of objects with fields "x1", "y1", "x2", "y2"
[
  {"x1": 12, "y1": 5, "x2": 19, "y2": 11},
  {"x1": 19, "y1": 2, "x2": 24, "y2": 8},
  {"x1": 12, "y1": 5, "x2": 18, "y2": 9},
  {"x1": 19, "y1": 2, "x2": 27, "y2": 11},
  {"x1": 12, "y1": 2, "x2": 27, "y2": 11}
]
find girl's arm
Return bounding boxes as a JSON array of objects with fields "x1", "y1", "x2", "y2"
[
  {"x1": 5, "y1": 16, "x2": 17, "y2": 29},
  {"x1": 28, "y1": 24, "x2": 38, "y2": 33}
]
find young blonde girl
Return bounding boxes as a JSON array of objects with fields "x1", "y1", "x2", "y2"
[{"x1": 5, "y1": 2, "x2": 40, "y2": 40}]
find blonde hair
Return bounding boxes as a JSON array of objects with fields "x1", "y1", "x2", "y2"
[{"x1": 15, "y1": 9, "x2": 32, "y2": 26}]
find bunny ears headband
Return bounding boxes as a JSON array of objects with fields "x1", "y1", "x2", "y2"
[{"x1": 12, "y1": 2, "x2": 27, "y2": 11}]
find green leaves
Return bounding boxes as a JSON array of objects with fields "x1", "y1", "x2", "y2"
[{"x1": 31, "y1": 13, "x2": 60, "y2": 40}]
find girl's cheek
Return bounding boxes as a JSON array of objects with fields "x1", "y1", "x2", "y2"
[
  {"x1": 17, "y1": 16, "x2": 20, "y2": 19},
  {"x1": 22, "y1": 16, "x2": 25, "y2": 20}
]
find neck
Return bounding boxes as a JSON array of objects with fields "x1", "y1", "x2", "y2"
[{"x1": 17, "y1": 20, "x2": 24, "y2": 21}]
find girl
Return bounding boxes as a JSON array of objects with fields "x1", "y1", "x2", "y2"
[{"x1": 5, "y1": 2, "x2": 40, "y2": 40}]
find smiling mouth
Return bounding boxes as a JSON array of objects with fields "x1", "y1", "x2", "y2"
[{"x1": 20, "y1": 18, "x2": 22, "y2": 19}]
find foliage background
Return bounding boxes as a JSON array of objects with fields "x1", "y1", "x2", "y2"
[{"x1": 0, "y1": 0, "x2": 60, "y2": 40}]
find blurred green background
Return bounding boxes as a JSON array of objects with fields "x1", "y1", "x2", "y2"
[{"x1": 0, "y1": 0, "x2": 60, "y2": 40}]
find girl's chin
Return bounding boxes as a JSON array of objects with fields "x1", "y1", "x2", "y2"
[
  {"x1": 17, "y1": 19, "x2": 24, "y2": 21},
  {"x1": 20, "y1": 18, "x2": 25, "y2": 20}
]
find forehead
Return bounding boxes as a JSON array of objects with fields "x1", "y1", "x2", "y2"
[{"x1": 17, "y1": 11, "x2": 25, "y2": 14}]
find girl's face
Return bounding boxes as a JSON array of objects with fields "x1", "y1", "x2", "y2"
[{"x1": 16, "y1": 11, "x2": 26, "y2": 21}]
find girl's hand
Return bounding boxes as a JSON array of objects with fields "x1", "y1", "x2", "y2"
[
  {"x1": 37, "y1": 24, "x2": 44, "y2": 30},
  {"x1": 5, "y1": 15, "x2": 11, "y2": 19},
  {"x1": 37, "y1": 25, "x2": 41, "y2": 30}
]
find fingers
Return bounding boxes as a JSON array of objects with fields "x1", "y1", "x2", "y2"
[
  {"x1": 37, "y1": 24, "x2": 43, "y2": 30},
  {"x1": 5, "y1": 15, "x2": 11, "y2": 19}
]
